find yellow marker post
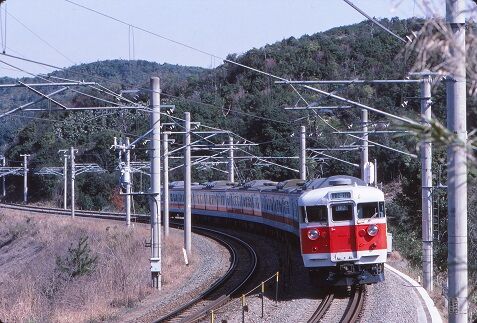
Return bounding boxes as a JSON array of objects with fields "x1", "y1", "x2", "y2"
[
  {"x1": 261, "y1": 281, "x2": 265, "y2": 318},
  {"x1": 242, "y1": 294, "x2": 246, "y2": 323}
]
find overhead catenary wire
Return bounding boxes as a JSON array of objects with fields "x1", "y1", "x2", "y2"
[
  {"x1": 59, "y1": 0, "x2": 420, "y2": 154},
  {"x1": 3, "y1": 8, "x2": 75, "y2": 64},
  {"x1": 342, "y1": 0, "x2": 407, "y2": 43},
  {"x1": 0, "y1": 51, "x2": 294, "y2": 127},
  {"x1": 4, "y1": 2, "x2": 419, "y2": 160}
]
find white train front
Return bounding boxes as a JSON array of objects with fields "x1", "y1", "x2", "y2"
[{"x1": 168, "y1": 175, "x2": 391, "y2": 286}]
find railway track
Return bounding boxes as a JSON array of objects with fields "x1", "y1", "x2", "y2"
[
  {"x1": 0, "y1": 203, "x2": 148, "y2": 221},
  {"x1": 1, "y1": 203, "x2": 259, "y2": 323},
  {"x1": 308, "y1": 285, "x2": 366, "y2": 323},
  {"x1": 156, "y1": 223, "x2": 258, "y2": 322},
  {"x1": 307, "y1": 291, "x2": 334, "y2": 323}
]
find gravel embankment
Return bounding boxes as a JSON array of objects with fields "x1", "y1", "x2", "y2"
[
  {"x1": 360, "y1": 267, "x2": 430, "y2": 323},
  {"x1": 117, "y1": 224, "x2": 433, "y2": 323},
  {"x1": 198, "y1": 228, "x2": 434, "y2": 323},
  {"x1": 201, "y1": 228, "x2": 320, "y2": 323}
]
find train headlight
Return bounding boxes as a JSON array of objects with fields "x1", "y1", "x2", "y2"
[
  {"x1": 307, "y1": 229, "x2": 319, "y2": 240},
  {"x1": 367, "y1": 224, "x2": 379, "y2": 237}
]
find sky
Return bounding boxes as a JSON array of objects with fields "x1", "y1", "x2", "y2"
[{"x1": 0, "y1": 0, "x2": 434, "y2": 78}]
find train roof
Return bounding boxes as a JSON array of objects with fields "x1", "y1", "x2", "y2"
[
  {"x1": 238, "y1": 179, "x2": 278, "y2": 191},
  {"x1": 304, "y1": 175, "x2": 366, "y2": 190},
  {"x1": 299, "y1": 176, "x2": 384, "y2": 206},
  {"x1": 169, "y1": 181, "x2": 203, "y2": 189},
  {"x1": 202, "y1": 180, "x2": 235, "y2": 190}
]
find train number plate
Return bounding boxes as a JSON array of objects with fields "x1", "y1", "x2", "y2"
[{"x1": 331, "y1": 192, "x2": 351, "y2": 199}]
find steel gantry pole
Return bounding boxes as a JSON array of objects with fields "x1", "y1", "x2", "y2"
[
  {"x1": 228, "y1": 135, "x2": 235, "y2": 183},
  {"x1": 70, "y1": 147, "x2": 76, "y2": 217},
  {"x1": 421, "y1": 76, "x2": 433, "y2": 292},
  {"x1": 446, "y1": 1, "x2": 468, "y2": 321},
  {"x1": 150, "y1": 77, "x2": 162, "y2": 289},
  {"x1": 63, "y1": 154, "x2": 68, "y2": 209},
  {"x1": 299, "y1": 126, "x2": 306, "y2": 180},
  {"x1": 20, "y1": 154, "x2": 30, "y2": 204},
  {"x1": 184, "y1": 112, "x2": 192, "y2": 257},
  {"x1": 125, "y1": 137, "x2": 132, "y2": 227},
  {"x1": 360, "y1": 109, "x2": 369, "y2": 181},
  {"x1": 163, "y1": 131, "x2": 170, "y2": 237}
]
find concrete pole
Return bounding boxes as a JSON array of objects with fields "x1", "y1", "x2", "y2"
[
  {"x1": 2, "y1": 156, "x2": 5, "y2": 197},
  {"x1": 299, "y1": 126, "x2": 306, "y2": 181},
  {"x1": 63, "y1": 154, "x2": 68, "y2": 209},
  {"x1": 125, "y1": 137, "x2": 131, "y2": 227},
  {"x1": 163, "y1": 132, "x2": 170, "y2": 237},
  {"x1": 228, "y1": 135, "x2": 235, "y2": 182},
  {"x1": 70, "y1": 147, "x2": 75, "y2": 217},
  {"x1": 421, "y1": 76, "x2": 433, "y2": 292},
  {"x1": 20, "y1": 154, "x2": 30, "y2": 204},
  {"x1": 184, "y1": 112, "x2": 192, "y2": 256},
  {"x1": 150, "y1": 77, "x2": 162, "y2": 289},
  {"x1": 446, "y1": 1, "x2": 467, "y2": 321},
  {"x1": 360, "y1": 109, "x2": 369, "y2": 181}
]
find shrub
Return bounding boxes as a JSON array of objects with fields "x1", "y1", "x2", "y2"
[{"x1": 56, "y1": 236, "x2": 98, "y2": 279}]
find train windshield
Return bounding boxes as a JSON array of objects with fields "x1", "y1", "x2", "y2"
[
  {"x1": 357, "y1": 201, "x2": 385, "y2": 219},
  {"x1": 331, "y1": 203, "x2": 353, "y2": 221},
  {"x1": 301, "y1": 205, "x2": 327, "y2": 223}
]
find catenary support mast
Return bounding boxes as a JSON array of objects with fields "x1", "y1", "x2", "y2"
[
  {"x1": 446, "y1": 1, "x2": 468, "y2": 321},
  {"x1": 149, "y1": 77, "x2": 162, "y2": 289},
  {"x1": 125, "y1": 137, "x2": 132, "y2": 227},
  {"x1": 299, "y1": 126, "x2": 306, "y2": 180},
  {"x1": 360, "y1": 109, "x2": 369, "y2": 181},
  {"x1": 163, "y1": 131, "x2": 170, "y2": 237},
  {"x1": 70, "y1": 147, "x2": 76, "y2": 217},
  {"x1": 20, "y1": 154, "x2": 30, "y2": 204},
  {"x1": 184, "y1": 112, "x2": 192, "y2": 257},
  {"x1": 421, "y1": 76, "x2": 433, "y2": 292},
  {"x1": 63, "y1": 154, "x2": 68, "y2": 209},
  {"x1": 228, "y1": 135, "x2": 234, "y2": 182}
]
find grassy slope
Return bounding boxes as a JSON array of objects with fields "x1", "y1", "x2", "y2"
[{"x1": 0, "y1": 210, "x2": 190, "y2": 322}]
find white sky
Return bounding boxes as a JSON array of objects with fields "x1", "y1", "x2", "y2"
[{"x1": 0, "y1": 0, "x2": 432, "y2": 78}]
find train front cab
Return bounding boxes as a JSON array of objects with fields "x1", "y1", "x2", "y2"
[{"x1": 299, "y1": 183, "x2": 387, "y2": 286}]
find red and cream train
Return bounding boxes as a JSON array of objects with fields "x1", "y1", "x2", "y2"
[{"x1": 169, "y1": 175, "x2": 391, "y2": 286}]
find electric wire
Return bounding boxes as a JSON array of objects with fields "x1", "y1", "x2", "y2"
[
  {"x1": 61, "y1": 0, "x2": 316, "y2": 102},
  {"x1": 3, "y1": 9, "x2": 75, "y2": 64},
  {"x1": 342, "y1": 0, "x2": 407, "y2": 43},
  {"x1": 1, "y1": 3, "x2": 418, "y2": 160},
  {"x1": 58, "y1": 1, "x2": 417, "y2": 155},
  {"x1": 1, "y1": 53, "x2": 417, "y2": 160}
]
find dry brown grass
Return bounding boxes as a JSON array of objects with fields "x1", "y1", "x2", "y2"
[{"x1": 0, "y1": 210, "x2": 191, "y2": 322}]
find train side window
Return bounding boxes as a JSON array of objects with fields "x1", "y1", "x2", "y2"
[
  {"x1": 331, "y1": 204, "x2": 353, "y2": 221},
  {"x1": 357, "y1": 202, "x2": 385, "y2": 219},
  {"x1": 306, "y1": 205, "x2": 328, "y2": 222}
]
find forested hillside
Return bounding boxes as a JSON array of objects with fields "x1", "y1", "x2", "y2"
[
  {"x1": 0, "y1": 60, "x2": 206, "y2": 150},
  {"x1": 1, "y1": 18, "x2": 476, "y2": 297}
]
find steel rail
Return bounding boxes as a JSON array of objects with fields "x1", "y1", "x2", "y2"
[
  {"x1": 307, "y1": 291, "x2": 334, "y2": 323},
  {"x1": 340, "y1": 285, "x2": 366, "y2": 323},
  {"x1": 157, "y1": 221, "x2": 258, "y2": 323}
]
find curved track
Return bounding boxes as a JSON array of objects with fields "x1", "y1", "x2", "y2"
[
  {"x1": 0, "y1": 203, "x2": 259, "y2": 323},
  {"x1": 156, "y1": 224, "x2": 258, "y2": 323},
  {"x1": 307, "y1": 291, "x2": 334, "y2": 323},
  {"x1": 308, "y1": 285, "x2": 366, "y2": 323}
]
